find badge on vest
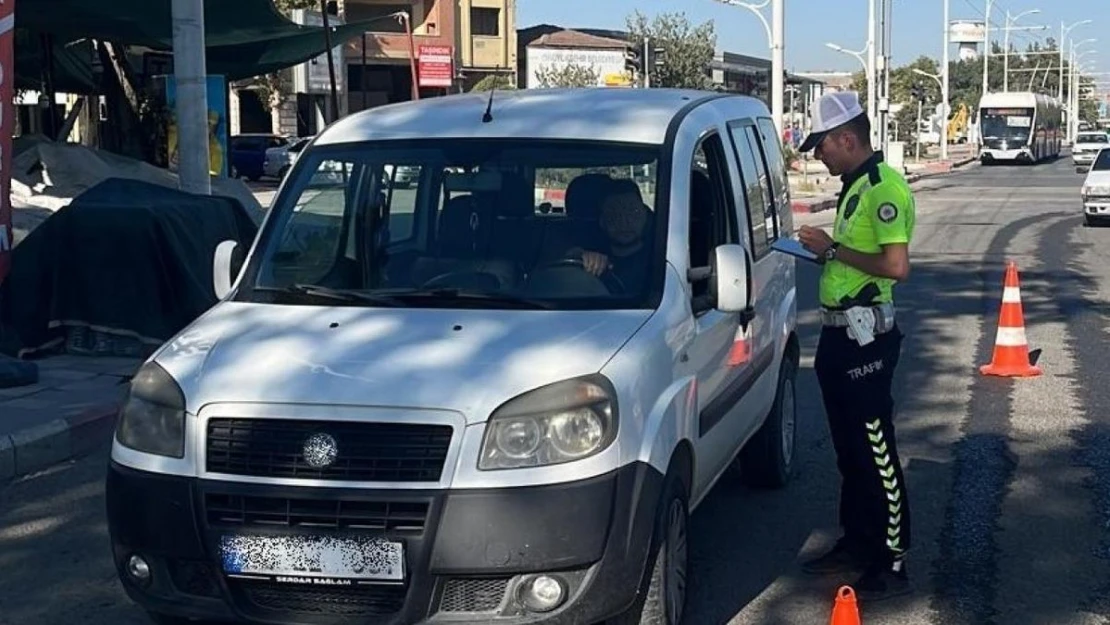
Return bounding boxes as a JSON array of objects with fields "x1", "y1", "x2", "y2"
[
  {"x1": 843, "y1": 195, "x2": 861, "y2": 219},
  {"x1": 878, "y1": 203, "x2": 898, "y2": 223}
]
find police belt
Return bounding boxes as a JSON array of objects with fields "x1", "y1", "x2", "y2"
[{"x1": 820, "y1": 302, "x2": 896, "y2": 334}]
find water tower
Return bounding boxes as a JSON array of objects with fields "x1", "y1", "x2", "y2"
[{"x1": 949, "y1": 20, "x2": 987, "y2": 62}]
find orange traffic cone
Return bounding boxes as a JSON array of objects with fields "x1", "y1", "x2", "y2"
[
  {"x1": 980, "y1": 261, "x2": 1042, "y2": 377},
  {"x1": 727, "y1": 323, "x2": 751, "y2": 366},
  {"x1": 829, "y1": 586, "x2": 861, "y2": 625}
]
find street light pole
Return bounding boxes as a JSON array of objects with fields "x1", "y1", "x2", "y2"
[
  {"x1": 981, "y1": 0, "x2": 993, "y2": 99},
  {"x1": 1060, "y1": 21, "x2": 1093, "y2": 138},
  {"x1": 714, "y1": 0, "x2": 785, "y2": 134},
  {"x1": 171, "y1": 0, "x2": 211, "y2": 195},
  {"x1": 867, "y1": 0, "x2": 877, "y2": 146},
  {"x1": 1003, "y1": 9, "x2": 1041, "y2": 92},
  {"x1": 771, "y1": 0, "x2": 785, "y2": 135},
  {"x1": 941, "y1": 0, "x2": 949, "y2": 160}
]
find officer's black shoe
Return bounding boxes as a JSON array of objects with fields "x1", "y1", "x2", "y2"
[
  {"x1": 854, "y1": 561, "x2": 911, "y2": 602},
  {"x1": 800, "y1": 538, "x2": 868, "y2": 575}
]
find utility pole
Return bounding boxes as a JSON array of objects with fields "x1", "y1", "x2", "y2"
[
  {"x1": 916, "y1": 97, "x2": 924, "y2": 161},
  {"x1": 643, "y1": 36, "x2": 651, "y2": 88},
  {"x1": 320, "y1": 0, "x2": 340, "y2": 123},
  {"x1": 1059, "y1": 21, "x2": 1067, "y2": 103},
  {"x1": 875, "y1": 0, "x2": 892, "y2": 153},
  {"x1": 941, "y1": 0, "x2": 949, "y2": 160},
  {"x1": 171, "y1": 0, "x2": 211, "y2": 195},
  {"x1": 867, "y1": 0, "x2": 877, "y2": 147},
  {"x1": 981, "y1": 0, "x2": 993, "y2": 100},
  {"x1": 1003, "y1": 10, "x2": 1011, "y2": 92},
  {"x1": 771, "y1": 0, "x2": 785, "y2": 135}
]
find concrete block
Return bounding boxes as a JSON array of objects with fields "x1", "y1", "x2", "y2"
[
  {"x1": 10, "y1": 419, "x2": 70, "y2": 477},
  {"x1": 0, "y1": 436, "x2": 14, "y2": 481}
]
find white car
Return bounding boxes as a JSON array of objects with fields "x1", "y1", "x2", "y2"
[
  {"x1": 1073, "y1": 131, "x2": 1109, "y2": 172},
  {"x1": 263, "y1": 136, "x2": 313, "y2": 179},
  {"x1": 106, "y1": 89, "x2": 800, "y2": 625},
  {"x1": 1082, "y1": 146, "x2": 1110, "y2": 225}
]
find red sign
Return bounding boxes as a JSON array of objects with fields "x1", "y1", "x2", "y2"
[
  {"x1": 417, "y1": 45, "x2": 454, "y2": 88},
  {"x1": 0, "y1": 0, "x2": 13, "y2": 285}
]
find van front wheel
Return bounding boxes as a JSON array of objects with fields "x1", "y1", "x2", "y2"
[
  {"x1": 608, "y1": 475, "x2": 689, "y2": 625},
  {"x1": 735, "y1": 355, "x2": 798, "y2": 489}
]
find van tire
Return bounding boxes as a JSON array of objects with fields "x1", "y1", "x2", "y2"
[
  {"x1": 609, "y1": 475, "x2": 689, "y2": 625},
  {"x1": 737, "y1": 355, "x2": 798, "y2": 489}
]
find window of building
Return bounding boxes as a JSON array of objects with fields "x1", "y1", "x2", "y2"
[{"x1": 471, "y1": 7, "x2": 501, "y2": 36}]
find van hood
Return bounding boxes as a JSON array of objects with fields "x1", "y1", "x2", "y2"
[{"x1": 155, "y1": 302, "x2": 652, "y2": 423}]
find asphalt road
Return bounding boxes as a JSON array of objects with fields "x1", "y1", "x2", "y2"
[{"x1": 3, "y1": 156, "x2": 1109, "y2": 625}]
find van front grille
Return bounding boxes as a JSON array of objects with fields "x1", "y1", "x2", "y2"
[
  {"x1": 204, "y1": 493, "x2": 429, "y2": 532},
  {"x1": 206, "y1": 419, "x2": 452, "y2": 482}
]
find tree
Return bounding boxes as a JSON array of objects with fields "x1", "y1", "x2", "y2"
[
  {"x1": 534, "y1": 64, "x2": 601, "y2": 88},
  {"x1": 243, "y1": 1, "x2": 323, "y2": 114},
  {"x1": 273, "y1": 0, "x2": 317, "y2": 11},
  {"x1": 626, "y1": 11, "x2": 716, "y2": 90},
  {"x1": 469, "y1": 74, "x2": 516, "y2": 92}
]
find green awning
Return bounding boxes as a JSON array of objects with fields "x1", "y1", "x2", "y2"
[{"x1": 15, "y1": 0, "x2": 380, "y2": 86}]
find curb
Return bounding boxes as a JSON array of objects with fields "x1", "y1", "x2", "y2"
[
  {"x1": 0, "y1": 402, "x2": 119, "y2": 481},
  {"x1": 790, "y1": 156, "x2": 977, "y2": 215}
]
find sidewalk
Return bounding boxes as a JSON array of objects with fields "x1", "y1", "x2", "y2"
[
  {"x1": 1, "y1": 355, "x2": 138, "y2": 481},
  {"x1": 790, "y1": 148, "x2": 979, "y2": 215}
]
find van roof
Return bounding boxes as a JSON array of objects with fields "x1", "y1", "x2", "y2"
[{"x1": 315, "y1": 88, "x2": 762, "y2": 147}]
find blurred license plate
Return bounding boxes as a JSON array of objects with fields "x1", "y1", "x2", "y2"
[{"x1": 219, "y1": 535, "x2": 404, "y2": 583}]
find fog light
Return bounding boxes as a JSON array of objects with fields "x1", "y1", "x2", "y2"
[
  {"x1": 519, "y1": 574, "x2": 565, "y2": 613},
  {"x1": 127, "y1": 554, "x2": 152, "y2": 585}
]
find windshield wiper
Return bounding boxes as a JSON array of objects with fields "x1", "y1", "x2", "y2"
[
  {"x1": 279, "y1": 284, "x2": 405, "y2": 307},
  {"x1": 379, "y1": 288, "x2": 554, "y2": 310}
]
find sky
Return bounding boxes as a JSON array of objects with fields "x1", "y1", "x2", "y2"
[{"x1": 518, "y1": 0, "x2": 1106, "y2": 85}]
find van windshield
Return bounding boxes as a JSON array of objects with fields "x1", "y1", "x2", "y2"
[{"x1": 235, "y1": 139, "x2": 663, "y2": 310}]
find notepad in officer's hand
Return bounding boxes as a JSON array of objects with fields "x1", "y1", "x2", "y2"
[{"x1": 771, "y1": 237, "x2": 820, "y2": 263}]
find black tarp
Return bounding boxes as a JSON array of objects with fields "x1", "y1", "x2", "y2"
[{"x1": 0, "y1": 178, "x2": 258, "y2": 358}]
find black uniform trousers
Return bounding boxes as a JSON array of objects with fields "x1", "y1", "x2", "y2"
[{"x1": 814, "y1": 322, "x2": 911, "y2": 566}]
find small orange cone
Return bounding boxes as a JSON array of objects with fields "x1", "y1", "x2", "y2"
[
  {"x1": 980, "y1": 261, "x2": 1042, "y2": 377},
  {"x1": 727, "y1": 323, "x2": 751, "y2": 366},
  {"x1": 829, "y1": 585, "x2": 861, "y2": 625}
]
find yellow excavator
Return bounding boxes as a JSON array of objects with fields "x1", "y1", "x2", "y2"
[{"x1": 947, "y1": 103, "x2": 969, "y2": 143}]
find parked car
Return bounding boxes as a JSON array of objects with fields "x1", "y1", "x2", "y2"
[
  {"x1": 230, "y1": 133, "x2": 290, "y2": 181},
  {"x1": 1082, "y1": 146, "x2": 1110, "y2": 226},
  {"x1": 1072, "y1": 131, "x2": 1109, "y2": 172},
  {"x1": 263, "y1": 136, "x2": 313, "y2": 180},
  {"x1": 106, "y1": 88, "x2": 800, "y2": 625}
]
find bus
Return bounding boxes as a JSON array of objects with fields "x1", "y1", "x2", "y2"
[{"x1": 977, "y1": 91, "x2": 1063, "y2": 164}]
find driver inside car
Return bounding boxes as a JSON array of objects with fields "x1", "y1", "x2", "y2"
[{"x1": 574, "y1": 183, "x2": 653, "y2": 293}]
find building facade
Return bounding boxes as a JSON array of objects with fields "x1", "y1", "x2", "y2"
[
  {"x1": 342, "y1": 0, "x2": 459, "y2": 115},
  {"x1": 457, "y1": 0, "x2": 517, "y2": 89},
  {"x1": 239, "y1": 0, "x2": 517, "y2": 138}
]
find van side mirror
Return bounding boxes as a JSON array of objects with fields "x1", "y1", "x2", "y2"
[
  {"x1": 213, "y1": 240, "x2": 239, "y2": 299},
  {"x1": 712, "y1": 244, "x2": 752, "y2": 314}
]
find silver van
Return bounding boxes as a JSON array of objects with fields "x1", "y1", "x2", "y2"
[{"x1": 107, "y1": 88, "x2": 799, "y2": 625}]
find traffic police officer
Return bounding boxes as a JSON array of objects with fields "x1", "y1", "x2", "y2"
[{"x1": 796, "y1": 91, "x2": 916, "y2": 602}]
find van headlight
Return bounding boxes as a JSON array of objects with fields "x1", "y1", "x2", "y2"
[
  {"x1": 115, "y1": 363, "x2": 187, "y2": 458},
  {"x1": 479, "y1": 376, "x2": 617, "y2": 470}
]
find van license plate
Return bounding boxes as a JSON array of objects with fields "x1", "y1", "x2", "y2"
[{"x1": 219, "y1": 535, "x2": 404, "y2": 582}]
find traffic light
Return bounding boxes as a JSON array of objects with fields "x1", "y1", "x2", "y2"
[
  {"x1": 624, "y1": 45, "x2": 643, "y2": 76},
  {"x1": 650, "y1": 46, "x2": 666, "y2": 69},
  {"x1": 910, "y1": 83, "x2": 925, "y2": 103}
]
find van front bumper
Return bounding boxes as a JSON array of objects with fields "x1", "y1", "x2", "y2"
[{"x1": 106, "y1": 460, "x2": 663, "y2": 625}]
